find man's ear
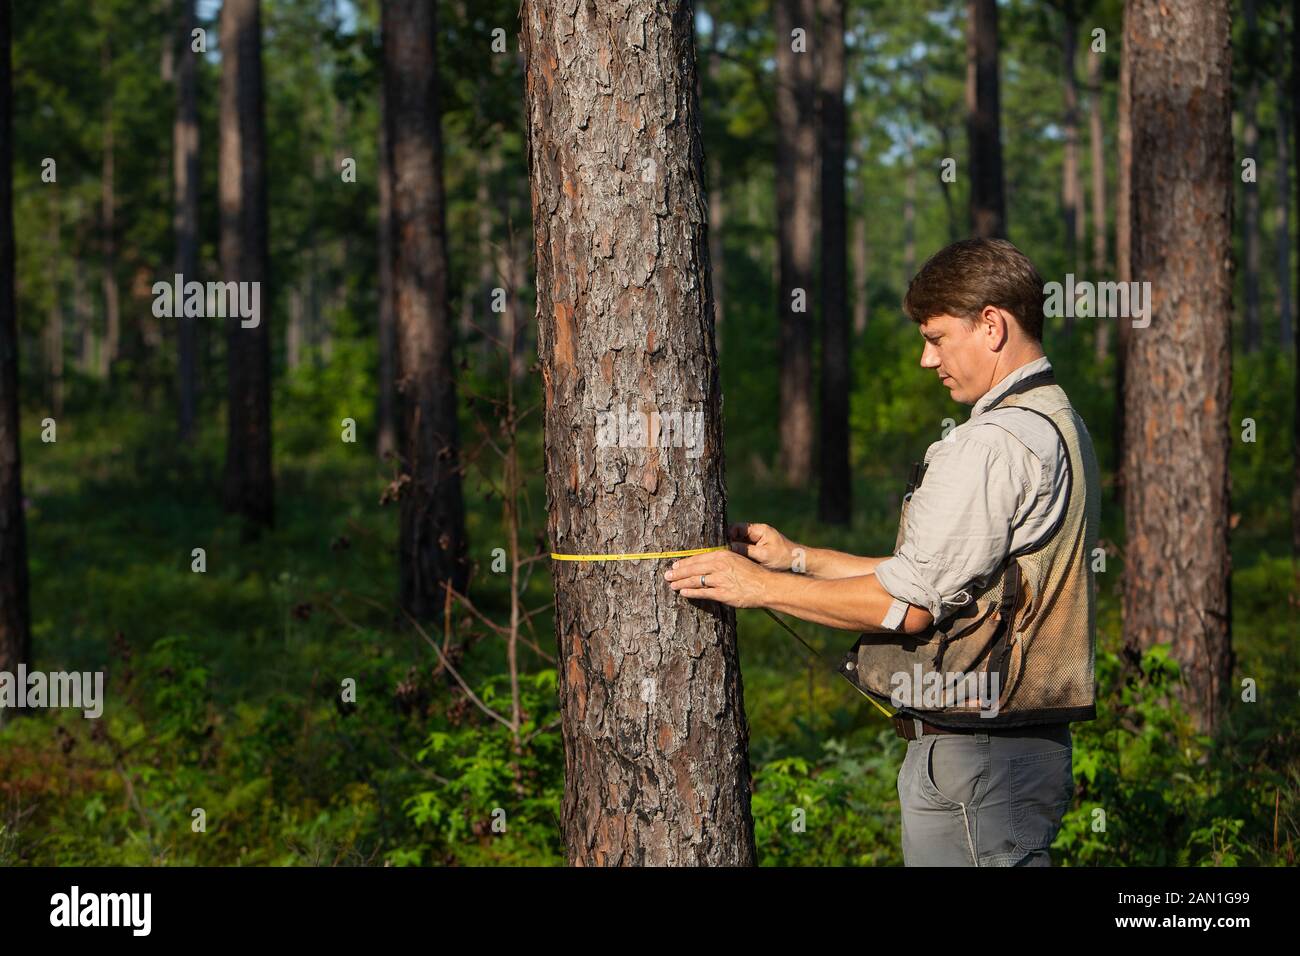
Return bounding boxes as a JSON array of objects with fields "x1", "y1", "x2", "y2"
[{"x1": 982, "y1": 305, "x2": 1010, "y2": 351}]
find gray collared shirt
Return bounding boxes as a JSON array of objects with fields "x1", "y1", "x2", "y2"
[{"x1": 873, "y1": 356, "x2": 1068, "y2": 626}]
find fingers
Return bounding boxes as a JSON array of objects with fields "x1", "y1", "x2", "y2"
[{"x1": 729, "y1": 522, "x2": 764, "y2": 543}]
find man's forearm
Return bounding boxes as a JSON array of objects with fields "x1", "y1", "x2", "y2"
[
  {"x1": 763, "y1": 568, "x2": 926, "y2": 633},
  {"x1": 796, "y1": 545, "x2": 886, "y2": 580}
]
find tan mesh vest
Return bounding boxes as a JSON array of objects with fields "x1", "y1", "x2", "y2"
[{"x1": 841, "y1": 370, "x2": 1101, "y2": 729}]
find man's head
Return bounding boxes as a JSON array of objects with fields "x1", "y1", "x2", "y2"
[{"x1": 903, "y1": 238, "x2": 1046, "y2": 404}]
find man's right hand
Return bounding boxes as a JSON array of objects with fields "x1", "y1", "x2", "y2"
[{"x1": 728, "y1": 522, "x2": 802, "y2": 573}]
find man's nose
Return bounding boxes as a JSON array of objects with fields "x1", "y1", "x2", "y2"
[{"x1": 920, "y1": 342, "x2": 939, "y2": 368}]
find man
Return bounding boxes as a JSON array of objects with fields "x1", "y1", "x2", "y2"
[{"x1": 664, "y1": 237, "x2": 1100, "y2": 866}]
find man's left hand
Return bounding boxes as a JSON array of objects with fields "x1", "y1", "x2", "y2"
[{"x1": 664, "y1": 549, "x2": 770, "y2": 609}]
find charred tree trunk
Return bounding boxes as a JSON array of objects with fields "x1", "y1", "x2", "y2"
[
  {"x1": 1123, "y1": 0, "x2": 1234, "y2": 735},
  {"x1": 521, "y1": 0, "x2": 756, "y2": 866},
  {"x1": 966, "y1": 0, "x2": 1006, "y2": 238},
  {"x1": 175, "y1": 0, "x2": 200, "y2": 442},
  {"x1": 0, "y1": 0, "x2": 32, "y2": 699},
  {"x1": 818, "y1": 0, "x2": 849, "y2": 525},
  {"x1": 382, "y1": 0, "x2": 470, "y2": 616},
  {"x1": 219, "y1": 0, "x2": 273, "y2": 533},
  {"x1": 774, "y1": 0, "x2": 816, "y2": 487}
]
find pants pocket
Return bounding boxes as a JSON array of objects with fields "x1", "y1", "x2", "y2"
[{"x1": 1008, "y1": 745, "x2": 1073, "y2": 851}]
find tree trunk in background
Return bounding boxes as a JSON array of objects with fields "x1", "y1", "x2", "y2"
[
  {"x1": 376, "y1": 77, "x2": 398, "y2": 459},
  {"x1": 521, "y1": 0, "x2": 756, "y2": 866},
  {"x1": 287, "y1": 285, "x2": 304, "y2": 369},
  {"x1": 1278, "y1": 84, "x2": 1293, "y2": 349},
  {"x1": 100, "y1": 36, "x2": 119, "y2": 381},
  {"x1": 1292, "y1": 0, "x2": 1300, "y2": 560},
  {"x1": 708, "y1": 152, "x2": 725, "y2": 354},
  {"x1": 382, "y1": 0, "x2": 470, "y2": 617},
  {"x1": 903, "y1": 148, "x2": 916, "y2": 283},
  {"x1": 46, "y1": 202, "x2": 63, "y2": 418},
  {"x1": 966, "y1": 0, "x2": 1006, "y2": 238},
  {"x1": 1242, "y1": 0, "x2": 1261, "y2": 354},
  {"x1": 1061, "y1": 7, "x2": 1081, "y2": 328},
  {"x1": 852, "y1": 168, "x2": 869, "y2": 337},
  {"x1": 818, "y1": 0, "x2": 849, "y2": 525},
  {"x1": 475, "y1": 144, "x2": 496, "y2": 366},
  {"x1": 1123, "y1": 0, "x2": 1233, "y2": 736},
  {"x1": 219, "y1": 0, "x2": 273, "y2": 533},
  {"x1": 1114, "y1": 0, "x2": 1132, "y2": 499},
  {"x1": 1089, "y1": 43, "x2": 1110, "y2": 363},
  {"x1": 774, "y1": 0, "x2": 816, "y2": 487},
  {"x1": 0, "y1": 0, "x2": 32, "y2": 702},
  {"x1": 175, "y1": 0, "x2": 200, "y2": 442}
]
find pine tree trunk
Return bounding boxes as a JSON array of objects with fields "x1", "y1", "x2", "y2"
[
  {"x1": 219, "y1": 0, "x2": 274, "y2": 533},
  {"x1": 1114, "y1": 0, "x2": 1132, "y2": 497},
  {"x1": 818, "y1": 0, "x2": 849, "y2": 525},
  {"x1": 521, "y1": 0, "x2": 756, "y2": 866},
  {"x1": 852, "y1": 167, "x2": 869, "y2": 338},
  {"x1": 1242, "y1": 0, "x2": 1261, "y2": 354},
  {"x1": 0, "y1": 0, "x2": 32, "y2": 695},
  {"x1": 774, "y1": 0, "x2": 816, "y2": 487},
  {"x1": 382, "y1": 0, "x2": 470, "y2": 617},
  {"x1": 376, "y1": 77, "x2": 398, "y2": 459},
  {"x1": 966, "y1": 0, "x2": 1006, "y2": 238},
  {"x1": 1062, "y1": 8, "x2": 1081, "y2": 317},
  {"x1": 1123, "y1": 0, "x2": 1233, "y2": 735},
  {"x1": 175, "y1": 0, "x2": 200, "y2": 442}
]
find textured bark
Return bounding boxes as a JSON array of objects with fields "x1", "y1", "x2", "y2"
[
  {"x1": 818, "y1": 0, "x2": 849, "y2": 525},
  {"x1": 1242, "y1": 0, "x2": 1261, "y2": 354},
  {"x1": 382, "y1": 0, "x2": 470, "y2": 617},
  {"x1": 175, "y1": 0, "x2": 200, "y2": 442},
  {"x1": 966, "y1": 0, "x2": 1006, "y2": 238},
  {"x1": 708, "y1": 152, "x2": 725, "y2": 354},
  {"x1": 521, "y1": 0, "x2": 756, "y2": 866},
  {"x1": 1088, "y1": 44, "x2": 1110, "y2": 363},
  {"x1": 219, "y1": 0, "x2": 273, "y2": 533},
  {"x1": 376, "y1": 77, "x2": 398, "y2": 460},
  {"x1": 0, "y1": 0, "x2": 32, "y2": 689},
  {"x1": 1123, "y1": 0, "x2": 1233, "y2": 735},
  {"x1": 774, "y1": 0, "x2": 816, "y2": 486}
]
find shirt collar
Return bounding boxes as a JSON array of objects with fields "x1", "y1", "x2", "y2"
[{"x1": 971, "y1": 355, "x2": 1053, "y2": 419}]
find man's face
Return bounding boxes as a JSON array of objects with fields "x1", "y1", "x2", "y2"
[{"x1": 917, "y1": 313, "x2": 995, "y2": 404}]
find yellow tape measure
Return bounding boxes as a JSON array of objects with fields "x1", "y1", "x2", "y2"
[{"x1": 548, "y1": 544, "x2": 896, "y2": 719}]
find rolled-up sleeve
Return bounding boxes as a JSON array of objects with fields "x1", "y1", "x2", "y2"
[{"x1": 873, "y1": 434, "x2": 1029, "y2": 624}]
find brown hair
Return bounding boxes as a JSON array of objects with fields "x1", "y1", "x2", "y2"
[{"x1": 902, "y1": 238, "x2": 1046, "y2": 341}]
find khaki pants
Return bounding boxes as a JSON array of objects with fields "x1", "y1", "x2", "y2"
[{"x1": 897, "y1": 722, "x2": 1073, "y2": 866}]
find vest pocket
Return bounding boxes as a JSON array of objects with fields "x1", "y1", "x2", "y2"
[{"x1": 1008, "y1": 746, "x2": 1074, "y2": 851}]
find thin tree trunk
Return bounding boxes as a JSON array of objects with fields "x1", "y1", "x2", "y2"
[
  {"x1": 852, "y1": 168, "x2": 868, "y2": 338},
  {"x1": 382, "y1": 0, "x2": 470, "y2": 617},
  {"x1": 774, "y1": 0, "x2": 816, "y2": 486},
  {"x1": 1114, "y1": 0, "x2": 1132, "y2": 497},
  {"x1": 376, "y1": 76, "x2": 398, "y2": 459},
  {"x1": 46, "y1": 202, "x2": 63, "y2": 418},
  {"x1": 1242, "y1": 0, "x2": 1261, "y2": 354},
  {"x1": 818, "y1": 0, "x2": 849, "y2": 525},
  {"x1": 1278, "y1": 83, "x2": 1293, "y2": 349},
  {"x1": 0, "y1": 0, "x2": 32, "y2": 696},
  {"x1": 966, "y1": 0, "x2": 1006, "y2": 238},
  {"x1": 1123, "y1": 0, "x2": 1233, "y2": 735},
  {"x1": 175, "y1": 0, "x2": 200, "y2": 442},
  {"x1": 219, "y1": 0, "x2": 274, "y2": 533},
  {"x1": 287, "y1": 285, "x2": 304, "y2": 370},
  {"x1": 100, "y1": 36, "x2": 119, "y2": 381},
  {"x1": 1089, "y1": 43, "x2": 1110, "y2": 363},
  {"x1": 521, "y1": 0, "x2": 756, "y2": 866},
  {"x1": 1061, "y1": 8, "x2": 1082, "y2": 336},
  {"x1": 903, "y1": 145, "x2": 917, "y2": 283},
  {"x1": 1292, "y1": 0, "x2": 1300, "y2": 560}
]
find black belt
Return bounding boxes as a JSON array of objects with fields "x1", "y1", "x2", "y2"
[{"x1": 892, "y1": 715, "x2": 1070, "y2": 741}]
